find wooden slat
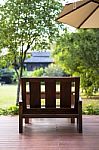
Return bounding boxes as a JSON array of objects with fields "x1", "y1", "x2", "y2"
[
  {"x1": 45, "y1": 80, "x2": 56, "y2": 108},
  {"x1": 60, "y1": 81, "x2": 71, "y2": 108},
  {"x1": 26, "y1": 92, "x2": 30, "y2": 105},
  {"x1": 21, "y1": 79, "x2": 26, "y2": 110},
  {"x1": 22, "y1": 114, "x2": 78, "y2": 118},
  {"x1": 75, "y1": 78, "x2": 80, "y2": 110},
  {"x1": 21, "y1": 76, "x2": 79, "y2": 82},
  {"x1": 29, "y1": 81, "x2": 41, "y2": 108},
  {"x1": 23, "y1": 108, "x2": 77, "y2": 114}
]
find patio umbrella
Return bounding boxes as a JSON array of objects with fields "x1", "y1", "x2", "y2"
[{"x1": 57, "y1": 0, "x2": 99, "y2": 28}]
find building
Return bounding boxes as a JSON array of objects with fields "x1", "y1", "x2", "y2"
[{"x1": 24, "y1": 51, "x2": 54, "y2": 71}]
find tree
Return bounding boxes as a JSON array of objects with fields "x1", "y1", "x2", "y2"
[
  {"x1": 32, "y1": 67, "x2": 44, "y2": 77},
  {"x1": 53, "y1": 29, "x2": 99, "y2": 95},
  {"x1": 32, "y1": 64, "x2": 65, "y2": 77},
  {"x1": 0, "y1": 0, "x2": 62, "y2": 104},
  {"x1": 44, "y1": 64, "x2": 64, "y2": 76}
]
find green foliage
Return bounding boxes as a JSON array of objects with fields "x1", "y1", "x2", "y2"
[
  {"x1": 0, "y1": 68, "x2": 16, "y2": 83},
  {"x1": 0, "y1": 106, "x2": 19, "y2": 116},
  {"x1": 0, "y1": 108, "x2": 8, "y2": 115},
  {"x1": 53, "y1": 29, "x2": 99, "y2": 96},
  {"x1": 44, "y1": 64, "x2": 64, "y2": 76},
  {"x1": 0, "y1": 0, "x2": 63, "y2": 103},
  {"x1": 23, "y1": 70, "x2": 33, "y2": 77},
  {"x1": 32, "y1": 64, "x2": 65, "y2": 77},
  {"x1": 80, "y1": 68, "x2": 99, "y2": 96},
  {"x1": 32, "y1": 68, "x2": 44, "y2": 77},
  {"x1": 0, "y1": 0, "x2": 62, "y2": 59},
  {"x1": 84, "y1": 104, "x2": 95, "y2": 115},
  {"x1": 7, "y1": 106, "x2": 19, "y2": 115},
  {"x1": 82, "y1": 104, "x2": 99, "y2": 115}
]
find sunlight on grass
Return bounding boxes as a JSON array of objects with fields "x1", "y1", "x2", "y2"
[{"x1": 0, "y1": 84, "x2": 17, "y2": 107}]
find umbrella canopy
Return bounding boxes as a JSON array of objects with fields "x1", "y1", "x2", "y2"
[{"x1": 57, "y1": 0, "x2": 99, "y2": 28}]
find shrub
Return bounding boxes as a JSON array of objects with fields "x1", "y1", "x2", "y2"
[
  {"x1": 44, "y1": 64, "x2": 64, "y2": 76},
  {"x1": 0, "y1": 68, "x2": 16, "y2": 84},
  {"x1": 82, "y1": 103, "x2": 99, "y2": 115},
  {"x1": 84, "y1": 104, "x2": 95, "y2": 115},
  {"x1": 0, "y1": 108, "x2": 8, "y2": 115},
  {"x1": 31, "y1": 64, "x2": 68, "y2": 77},
  {"x1": 7, "y1": 106, "x2": 19, "y2": 115},
  {"x1": 32, "y1": 68, "x2": 44, "y2": 77},
  {"x1": 0, "y1": 106, "x2": 19, "y2": 116}
]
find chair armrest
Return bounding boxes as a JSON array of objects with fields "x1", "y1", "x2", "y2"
[
  {"x1": 78, "y1": 97, "x2": 82, "y2": 106},
  {"x1": 78, "y1": 97, "x2": 82, "y2": 114},
  {"x1": 19, "y1": 98, "x2": 23, "y2": 103},
  {"x1": 79, "y1": 96, "x2": 82, "y2": 102}
]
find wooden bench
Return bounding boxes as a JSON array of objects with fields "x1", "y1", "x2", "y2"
[{"x1": 19, "y1": 77, "x2": 82, "y2": 133}]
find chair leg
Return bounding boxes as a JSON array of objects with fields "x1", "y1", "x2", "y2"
[
  {"x1": 25, "y1": 118, "x2": 29, "y2": 124},
  {"x1": 78, "y1": 100, "x2": 82, "y2": 133},
  {"x1": 71, "y1": 118, "x2": 75, "y2": 123},
  {"x1": 19, "y1": 102, "x2": 23, "y2": 133},
  {"x1": 19, "y1": 116, "x2": 23, "y2": 133},
  {"x1": 77, "y1": 115, "x2": 82, "y2": 133},
  {"x1": 77, "y1": 117, "x2": 79, "y2": 130}
]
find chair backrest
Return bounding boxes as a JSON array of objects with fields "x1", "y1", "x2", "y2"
[{"x1": 20, "y1": 77, "x2": 80, "y2": 112}]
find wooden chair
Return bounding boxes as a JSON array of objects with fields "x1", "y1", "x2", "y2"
[{"x1": 19, "y1": 77, "x2": 82, "y2": 133}]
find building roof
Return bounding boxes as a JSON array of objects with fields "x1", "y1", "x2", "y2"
[
  {"x1": 32, "y1": 51, "x2": 50, "y2": 57},
  {"x1": 24, "y1": 51, "x2": 54, "y2": 63}
]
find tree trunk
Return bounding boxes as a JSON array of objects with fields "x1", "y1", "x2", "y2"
[
  {"x1": 16, "y1": 61, "x2": 24, "y2": 105},
  {"x1": 15, "y1": 43, "x2": 29, "y2": 105},
  {"x1": 16, "y1": 79, "x2": 20, "y2": 106}
]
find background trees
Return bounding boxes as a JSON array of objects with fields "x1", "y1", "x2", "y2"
[
  {"x1": 0, "y1": 0, "x2": 62, "y2": 104},
  {"x1": 53, "y1": 29, "x2": 99, "y2": 96}
]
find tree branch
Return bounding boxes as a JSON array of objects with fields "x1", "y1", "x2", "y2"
[{"x1": 23, "y1": 37, "x2": 36, "y2": 61}]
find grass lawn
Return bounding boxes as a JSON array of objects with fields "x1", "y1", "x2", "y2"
[{"x1": 0, "y1": 84, "x2": 17, "y2": 107}]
